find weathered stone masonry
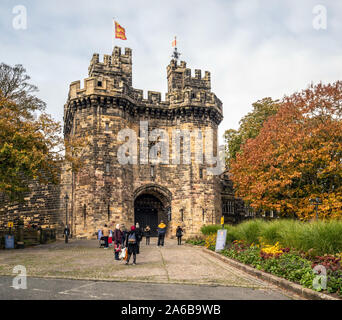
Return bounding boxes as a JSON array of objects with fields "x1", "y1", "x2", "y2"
[
  {"x1": 0, "y1": 47, "x2": 248, "y2": 237},
  {"x1": 62, "y1": 46, "x2": 227, "y2": 239}
]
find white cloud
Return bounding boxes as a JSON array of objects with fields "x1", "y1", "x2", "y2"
[{"x1": 0, "y1": 0, "x2": 341, "y2": 145}]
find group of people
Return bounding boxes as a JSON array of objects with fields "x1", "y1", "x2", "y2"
[{"x1": 98, "y1": 221, "x2": 184, "y2": 265}]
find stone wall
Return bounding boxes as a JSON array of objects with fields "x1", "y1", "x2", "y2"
[
  {"x1": 0, "y1": 180, "x2": 62, "y2": 232},
  {"x1": 62, "y1": 46, "x2": 225, "y2": 239},
  {"x1": 0, "y1": 47, "x2": 247, "y2": 239}
]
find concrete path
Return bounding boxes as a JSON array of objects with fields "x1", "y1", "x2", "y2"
[
  {"x1": 0, "y1": 276, "x2": 290, "y2": 300},
  {"x1": 0, "y1": 238, "x2": 296, "y2": 299}
]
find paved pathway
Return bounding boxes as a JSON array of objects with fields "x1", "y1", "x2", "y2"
[{"x1": 0, "y1": 238, "x2": 296, "y2": 299}]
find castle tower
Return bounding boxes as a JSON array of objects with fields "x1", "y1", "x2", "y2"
[{"x1": 62, "y1": 47, "x2": 223, "y2": 239}]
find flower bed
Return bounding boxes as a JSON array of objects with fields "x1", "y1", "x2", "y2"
[
  {"x1": 216, "y1": 239, "x2": 342, "y2": 296},
  {"x1": 188, "y1": 220, "x2": 342, "y2": 298}
]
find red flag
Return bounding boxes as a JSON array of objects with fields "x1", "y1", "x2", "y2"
[{"x1": 115, "y1": 21, "x2": 127, "y2": 40}]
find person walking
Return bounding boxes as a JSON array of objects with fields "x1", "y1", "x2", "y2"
[
  {"x1": 102, "y1": 224, "x2": 109, "y2": 249},
  {"x1": 144, "y1": 225, "x2": 151, "y2": 245},
  {"x1": 176, "y1": 226, "x2": 184, "y2": 245},
  {"x1": 113, "y1": 224, "x2": 123, "y2": 260},
  {"x1": 157, "y1": 221, "x2": 167, "y2": 246},
  {"x1": 121, "y1": 224, "x2": 127, "y2": 247},
  {"x1": 98, "y1": 229, "x2": 103, "y2": 247},
  {"x1": 125, "y1": 226, "x2": 138, "y2": 265},
  {"x1": 135, "y1": 222, "x2": 143, "y2": 254},
  {"x1": 108, "y1": 229, "x2": 113, "y2": 247}
]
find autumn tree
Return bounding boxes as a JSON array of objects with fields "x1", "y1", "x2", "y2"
[
  {"x1": 230, "y1": 82, "x2": 342, "y2": 220},
  {"x1": 0, "y1": 63, "x2": 46, "y2": 118},
  {"x1": 0, "y1": 63, "x2": 86, "y2": 203},
  {"x1": 224, "y1": 97, "x2": 279, "y2": 165}
]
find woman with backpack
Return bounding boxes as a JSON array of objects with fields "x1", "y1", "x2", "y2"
[{"x1": 125, "y1": 226, "x2": 138, "y2": 265}]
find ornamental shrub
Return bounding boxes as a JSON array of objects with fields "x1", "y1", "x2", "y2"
[{"x1": 202, "y1": 219, "x2": 342, "y2": 255}]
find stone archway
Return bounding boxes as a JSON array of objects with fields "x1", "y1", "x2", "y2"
[{"x1": 133, "y1": 184, "x2": 172, "y2": 237}]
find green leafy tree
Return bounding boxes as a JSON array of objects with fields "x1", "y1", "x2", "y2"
[{"x1": 224, "y1": 97, "x2": 280, "y2": 165}]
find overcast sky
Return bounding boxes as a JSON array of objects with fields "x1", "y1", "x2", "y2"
[{"x1": 1, "y1": 0, "x2": 342, "y2": 144}]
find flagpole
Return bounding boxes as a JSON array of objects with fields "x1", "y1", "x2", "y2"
[{"x1": 112, "y1": 18, "x2": 115, "y2": 52}]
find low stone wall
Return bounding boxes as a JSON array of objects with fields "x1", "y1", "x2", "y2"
[{"x1": 0, "y1": 180, "x2": 63, "y2": 235}]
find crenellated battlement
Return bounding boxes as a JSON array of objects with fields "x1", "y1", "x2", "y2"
[
  {"x1": 88, "y1": 46, "x2": 132, "y2": 86},
  {"x1": 67, "y1": 75, "x2": 221, "y2": 111},
  {"x1": 167, "y1": 59, "x2": 211, "y2": 93},
  {"x1": 65, "y1": 46, "x2": 222, "y2": 130}
]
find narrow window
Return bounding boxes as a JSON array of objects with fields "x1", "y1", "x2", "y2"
[
  {"x1": 105, "y1": 122, "x2": 109, "y2": 131},
  {"x1": 106, "y1": 162, "x2": 110, "y2": 173},
  {"x1": 167, "y1": 207, "x2": 172, "y2": 222},
  {"x1": 98, "y1": 81, "x2": 102, "y2": 87},
  {"x1": 199, "y1": 168, "x2": 203, "y2": 179},
  {"x1": 83, "y1": 204, "x2": 86, "y2": 227},
  {"x1": 151, "y1": 165, "x2": 155, "y2": 178},
  {"x1": 180, "y1": 209, "x2": 184, "y2": 222},
  {"x1": 107, "y1": 203, "x2": 111, "y2": 221},
  {"x1": 202, "y1": 208, "x2": 205, "y2": 221}
]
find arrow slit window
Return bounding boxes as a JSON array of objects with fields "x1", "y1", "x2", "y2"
[{"x1": 83, "y1": 204, "x2": 86, "y2": 227}]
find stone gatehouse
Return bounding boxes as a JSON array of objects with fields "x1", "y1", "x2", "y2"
[
  {"x1": 62, "y1": 46, "x2": 228, "y2": 239},
  {"x1": 0, "y1": 47, "x2": 249, "y2": 237}
]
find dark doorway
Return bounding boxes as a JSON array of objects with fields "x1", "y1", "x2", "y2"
[{"x1": 134, "y1": 194, "x2": 164, "y2": 237}]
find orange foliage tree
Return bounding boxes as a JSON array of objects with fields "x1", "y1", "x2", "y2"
[
  {"x1": 0, "y1": 63, "x2": 87, "y2": 203},
  {"x1": 230, "y1": 82, "x2": 342, "y2": 219}
]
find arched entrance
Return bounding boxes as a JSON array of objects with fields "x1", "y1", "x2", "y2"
[
  {"x1": 133, "y1": 184, "x2": 172, "y2": 237},
  {"x1": 134, "y1": 194, "x2": 163, "y2": 236}
]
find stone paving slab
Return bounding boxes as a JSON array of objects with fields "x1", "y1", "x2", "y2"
[{"x1": 0, "y1": 239, "x2": 292, "y2": 296}]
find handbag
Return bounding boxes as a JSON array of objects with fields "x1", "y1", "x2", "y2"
[
  {"x1": 120, "y1": 247, "x2": 127, "y2": 260},
  {"x1": 115, "y1": 243, "x2": 121, "y2": 253}
]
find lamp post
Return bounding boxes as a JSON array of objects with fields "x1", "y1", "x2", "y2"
[
  {"x1": 309, "y1": 197, "x2": 322, "y2": 220},
  {"x1": 64, "y1": 194, "x2": 69, "y2": 243}
]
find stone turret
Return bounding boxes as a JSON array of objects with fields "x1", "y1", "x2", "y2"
[
  {"x1": 167, "y1": 59, "x2": 211, "y2": 93},
  {"x1": 88, "y1": 46, "x2": 132, "y2": 87}
]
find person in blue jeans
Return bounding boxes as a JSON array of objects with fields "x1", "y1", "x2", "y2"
[
  {"x1": 157, "y1": 221, "x2": 167, "y2": 246},
  {"x1": 98, "y1": 229, "x2": 103, "y2": 247}
]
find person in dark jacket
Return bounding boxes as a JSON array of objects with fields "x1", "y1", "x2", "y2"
[
  {"x1": 144, "y1": 225, "x2": 151, "y2": 245},
  {"x1": 125, "y1": 226, "x2": 138, "y2": 265},
  {"x1": 157, "y1": 221, "x2": 167, "y2": 246},
  {"x1": 135, "y1": 222, "x2": 143, "y2": 254},
  {"x1": 176, "y1": 226, "x2": 183, "y2": 245},
  {"x1": 102, "y1": 224, "x2": 109, "y2": 249},
  {"x1": 113, "y1": 224, "x2": 123, "y2": 260},
  {"x1": 121, "y1": 224, "x2": 127, "y2": 247}
]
